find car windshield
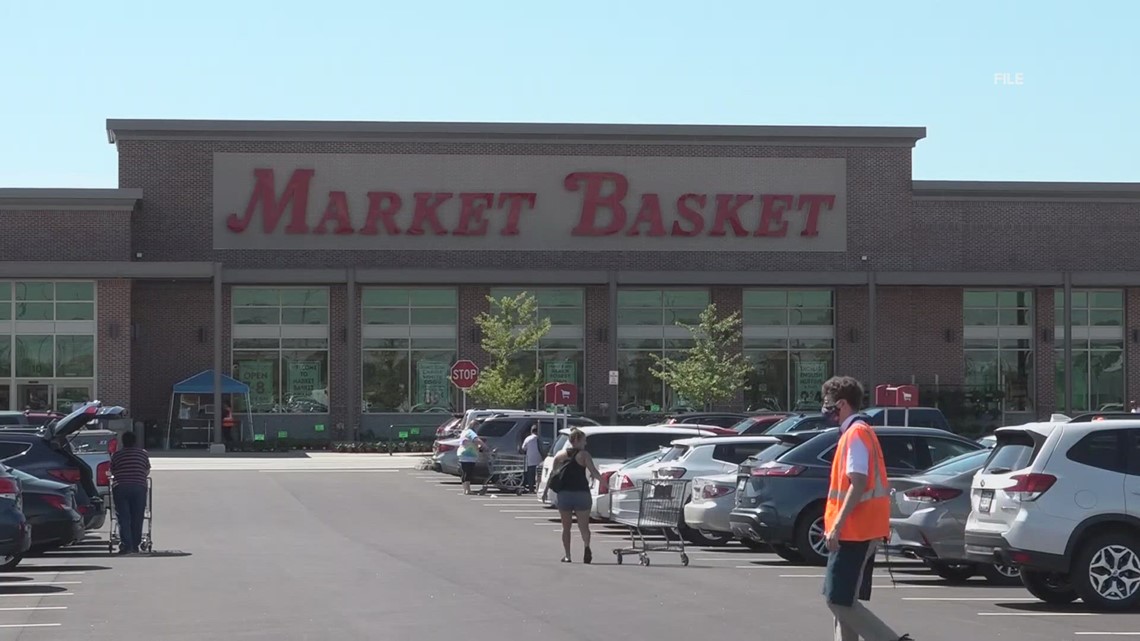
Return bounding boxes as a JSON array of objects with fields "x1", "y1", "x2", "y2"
[
  {"x1": 729, "y1": 417, "x2": 758, "y2": 434},
  {"x1": 922, "y1": 449, "x2": 989, "y2": 476},
  {"x1": 658, "y1": 445, "x2": 689, "y2": 463},
  {"x1": 764, "y1": 416, "x2": 809, "y2": 434},
  {"x1": 622, "y1": 448, "x2": 666, "y2": 469}
]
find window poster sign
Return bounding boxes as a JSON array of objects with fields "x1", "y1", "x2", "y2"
[
  {"x1": 287, "y1": 361, "x2": 321, "y2": 399},
  {"x1": 416, "y1": 360, "x2": 451, "y2": 409},
  {"x1": 239, "y1": 360, "x2": 275, "y2": 408},
  {"x1": 544, "y1": 360, "x2": 577, "y2": 384},
  {"x1": 795, "y1": 360, "x2": 828, "y2": 408}
]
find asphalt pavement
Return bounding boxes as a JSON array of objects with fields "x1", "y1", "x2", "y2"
[{"x1": 2, "y1": 457, "x2": 1139, "y2": 640}]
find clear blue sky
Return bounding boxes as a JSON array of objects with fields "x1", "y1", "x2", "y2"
[{"x1": 1, "y1": 0, "x2": 1135, "y2": 187}]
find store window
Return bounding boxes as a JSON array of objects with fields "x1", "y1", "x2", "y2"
[
  {"x1": 617, "y1": 289, "x2": 708, "y2": 412},
  {"x1": 231, "y1": 288, "x2": 329, "y2": 413},
  {"x1": 361, "y1": 288, "x2": 457, "y2": 413},
  {"x1": 962, "y1": 291, "x2": 1034, "y2": 417},
  {"x1": 0, "y1": 281, "x2": 97, "y2": 411},
  {"x1": 742, "y1": 290, "x2": 834, "y2": 412},
  {"x1": 1054, "y1": 289, "x2": 1124, "y2": 413},
  {"x1": 489, "y1": 288, "x2": 585, "y2": 410}
]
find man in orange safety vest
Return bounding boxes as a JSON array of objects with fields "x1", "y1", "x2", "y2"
[{"x1": 820, "y1": 376, "x2": 912, "y2": 641}]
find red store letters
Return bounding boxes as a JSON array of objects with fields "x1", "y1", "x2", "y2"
[{"x1": 225, "y1": 168, "x2": 835, "y2": 239}]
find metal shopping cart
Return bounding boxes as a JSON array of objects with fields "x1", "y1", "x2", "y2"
[
  {"x1": 107, "y1": 477, "x2": 154, "y2": 554},
  {"x1": 478, "y1": 451, "x2": 529, "y2": 495},
  {"x1": 612, "y1": 479, "x2": 691, "y2": 566}
]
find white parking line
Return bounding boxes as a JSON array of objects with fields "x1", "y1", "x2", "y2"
[
  {"x1": 499, "y1": 510, "x2": 551, "y2": 513},
  {"x1": 7, "y1": 572, "x2": 85, "y2": 576},
  {"x1": 0, "y1": 593, "x2": 72, "y2": 598},
  {"x1": 0, "y1": 606, "x2": 66, "y2": 611},
  {"x1": 1075, "y1": 633, "x2": 1140, "y2": 636},
  {"x1": 0, "y1": 623, "x2": 62, "y2": 628},
  {"x1": 978, "y1": 612, "x2": 1099, "y2": 616},
  {"x1": 0, "y1": 582, "x2": 81, "y2": 587},
  {"x1": 871, "y1": 585, "x2": 947, "y2": 589},
  {"x1": 514, "y1": 516, "x2": 556, "y2": 520},
  {"x1": 258, "y1": 469, "x2": 400, "y2": 473},
  {"x1": 898, "y1": 593, "x2": 1044, "y2": 597},
  {"x1": 780, "y1": 574, "x2": 892, "y2": 578}
]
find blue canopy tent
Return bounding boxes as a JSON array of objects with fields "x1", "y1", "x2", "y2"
[{"x1": 167, "y1": 370, "x2": 255, "y2": 446}]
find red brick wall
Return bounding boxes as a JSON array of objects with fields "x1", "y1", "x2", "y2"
[
  {"x1": 96, "y1": 280, "x2": 131, "y2": 407},
  {"x1": 458, "y1": 286, "x2": 491, "y2": 369},
  {"x1": 1034, "y1": 288, "x2": 1056, "y2": 417},
  {"x1": 835, "y1": 286, "x2": 869, "y2": 384},
  {"x1": 584, "y1": 285, "x2": 610, "y2": 416},
  {"x1": 130, "y1": 281, "x2": 213, "y2": 422},
  {"x1": 0, "y1": 211, "x2": 131, "y2": 261},
  {"x1": 874, "y1": 287, "x2": 964, "y2": 386}
]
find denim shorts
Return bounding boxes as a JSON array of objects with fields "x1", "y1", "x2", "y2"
[{"x1": 556, "y1": 490, "x2": 592, "y2": 512}]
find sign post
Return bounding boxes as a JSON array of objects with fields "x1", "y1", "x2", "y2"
[{"x1": 450, "y1": 360, "x2": 480, "y2": 414}]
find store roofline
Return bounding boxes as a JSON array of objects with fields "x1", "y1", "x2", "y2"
[
  {"x1": 0, "y1": 188, "x2": 143, "y2": 211},
  {"x1": 105, "y1": 119, "x2": 927, "y2": 147},
  {"x1": 913, "y1": 180, "x2": 1140, "y2": 202}
]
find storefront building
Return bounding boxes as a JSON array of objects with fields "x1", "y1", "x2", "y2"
[{"x1": 1, "y1": 119, "x2": 1138, "y2": 440}]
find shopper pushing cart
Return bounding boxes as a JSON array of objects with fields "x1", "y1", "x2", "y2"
[{"x1": 109, "y1": 431, "x2": 152, "y2": 555}]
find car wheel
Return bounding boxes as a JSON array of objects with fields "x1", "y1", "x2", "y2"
[
  {"x1": 928, "y1": 561, "x2": 976, "y2": 583},
  {"x1": 771, "y1": 544, "x2": 805, "y2": 563},
  {"x1": 794, "y1": 504, "x2": 829, "y2": 566},
  {"x1": 1021, "y1": 569, "x2": 1078, "y2": 605},
  {"x1": 0, "y1": 555, "x2": 21, "y2": 572},
  {"x1": 1072, "y1": 532, "x2": 1140, "y2": 612},
  {"x1": 980, "y1": 562, "x2": 1023, "y2": 586}
]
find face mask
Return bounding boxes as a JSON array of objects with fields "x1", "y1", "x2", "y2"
[{"x1": 822, "y1": 403, "x2": 840, "y2": 426}]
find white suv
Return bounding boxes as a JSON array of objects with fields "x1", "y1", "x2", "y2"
[{"x1": 964, "y1": 417, "x2": 1140, "y2": 611}]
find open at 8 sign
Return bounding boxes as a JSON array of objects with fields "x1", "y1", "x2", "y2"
[{"x1": 450, "y1": 360, "x2": 480, "y2": 391}]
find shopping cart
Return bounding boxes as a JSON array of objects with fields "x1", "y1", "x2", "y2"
[
  {"x1": 106, "y1": 477, "x2": 154, "y2": 554},
  {"x1": 612, "y1": 479, "x2": 690, "y2": 566},
  {"x1": 478, "y1": 451, "x2": 529, "y2": 495}
]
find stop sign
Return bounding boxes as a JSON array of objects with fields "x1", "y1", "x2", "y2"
[{"x1": 450, "y1": 360, "x2": 480, "y2": 390}]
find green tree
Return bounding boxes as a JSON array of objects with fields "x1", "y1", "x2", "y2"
[
  {"x1": 650, "y1": 303, "x2": 751, "y2": 410},
  {"x1": 469, "y1": 292, "x2": 552, "y2": 408}
]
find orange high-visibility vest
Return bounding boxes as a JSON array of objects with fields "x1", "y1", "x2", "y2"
[
  {"x1": 823, "y1": 421, "x2": 891, "y2": 542},
  {"x1": 222, "y1": 408, "x2": 235, "y2": 429}
]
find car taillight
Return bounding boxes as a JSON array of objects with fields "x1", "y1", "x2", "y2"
[
  {"x1": 48, "y1": 469, "x2": 81, "y2": 484},
  {"x1": 108, "y1": 438, "x2": 119, "y2": 455},
  {"x1": 618, "y1": 475, "x2": 634, "y2": 491},
  {"x1": 656, "y1": 467, "x2": 686, "y2": 479},
  {"x1": 750, "y1": 462, "x2": 805, "y2": 477},
  {"x1": 598, "y1": 471, "x2": 616, "y2": 494},
  {"x1": 903, "y1": 485, "x2": 961, "y2": 503},
  {"x1": 42, "y1": 495, "x2": 67, "y2": 510},
  {"x1": 0, "y1": 478, "x2": 18, "y2": 502},
  {"x1": 1005, "y1": 473, "x2": 1057, "y2": 501},
  {"x1": 96, "y1": 461, "x2": 110, "y2": 486},
  {"x1": 436, "y1": 443, "x2": 456, "y2": 454},
  {"x1": 701, "y1": 483, "x2": 734, "y2": 499}
]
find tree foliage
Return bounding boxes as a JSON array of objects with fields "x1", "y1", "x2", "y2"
[
  {"x1": 650, "y1": 303, "x2": 750, "y2": 410},
  {"x1": 468, "y1": 292, "x2": 552, "y2": 408}
]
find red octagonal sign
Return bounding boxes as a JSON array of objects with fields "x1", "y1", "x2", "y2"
[{"x1": 450, "y1": 359, "x2": 480, "y2": 390}]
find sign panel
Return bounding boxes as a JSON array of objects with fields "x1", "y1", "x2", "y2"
[
  {"x1": 415, "y1": 360, "x2": 451, "y2": 408},
  {"x1": 238, "y1": 360, "x2": 275, "y2": 409},
  {"x1": 214, "y1": 154, "x2": 847, "y2": 252},
  {"x1": 450, "y1": 360, "x2": 480, "y2": 390},
  {"x1": 286, "y1": 361, "x2": 321, "y2": 399}
]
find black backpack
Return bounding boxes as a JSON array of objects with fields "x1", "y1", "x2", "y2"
[{"x1": 546, "y1": 449, "x2": 576, "y2": 492}]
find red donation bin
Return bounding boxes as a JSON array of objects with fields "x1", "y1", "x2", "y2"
[
  {"x1": 544, "y1": 382, "x2": 578, "y2": 406},
  {"x1": 874, "y1": 384, "x2": 919, "y2": 407}
]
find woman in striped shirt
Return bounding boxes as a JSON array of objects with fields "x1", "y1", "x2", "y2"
[{"x1": 109, "y1": 431, "x2": 150, "y2": 554}]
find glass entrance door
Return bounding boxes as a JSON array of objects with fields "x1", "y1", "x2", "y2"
[
  {"x1": 53, "y1": 385, "x2": 92, "y2": 413},
  {"x1": 16, "y1": 383, "x2": 51, "y2": 411}
]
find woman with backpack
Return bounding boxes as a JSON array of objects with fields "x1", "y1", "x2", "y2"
[{"x1": 546, "y1": 428, "x2": 602, "y2": 563}]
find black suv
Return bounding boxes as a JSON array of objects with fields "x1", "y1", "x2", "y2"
[
  {"x1": 729, "y1": 426, "x2": 983, "y2": 565},
  {"x1": 0, "y1": 402, "x2": 127, "y2": 530}
]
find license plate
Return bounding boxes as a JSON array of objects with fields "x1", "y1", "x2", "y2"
[
  {"x1": 979, "y1": 490, "x2": 994, "y2": 513},
  {"x1": 737, "y1": 479, "x2": 746, "y2": 492}
]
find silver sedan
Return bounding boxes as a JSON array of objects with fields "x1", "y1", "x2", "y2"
[{"x1": 684, "y1": 473, "x2": 763, "y2": 550}]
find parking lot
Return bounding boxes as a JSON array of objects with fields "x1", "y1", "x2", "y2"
[{"x1": 4, "y1": 456, "x2": 1140, "y2": 640}]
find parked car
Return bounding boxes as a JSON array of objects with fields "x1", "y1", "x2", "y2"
[
  {"x1": 0, "y1": 412, "x2": 31, "y2": 428},
  {"x1": 731, "y1": 426, "x2": 984, "y2": 566},
  {"x1": 862, "y1": 406, "x2": 951, "y2": 431},
  {"x1": 889, "y1": 449, "x2": 1020, "y2": 584},
  {"x1": 729, "y1": 414, "x2": 792, "y2": 435},
  {"x1": 0, "y1": 402, "x2": 126, "y2": 530},
  {"x1": 763, "y1": 413, "x2": 831, "y2": 435},
  {"x1": 69, "y1": 429, "x2": 124, "y2": 508},
  {"x1": 684, "y1": 472, "x2": 744, "y2": 546},
  {"x1": 667, "y1": 412, "x2": 751, "y2": 428},
  {"x1": 537, "y1": 425, "x2": 726, "y2": 509},
  {"x1": 22, "y1": 411, "x2": 64, "y2": 428},
  {"x1": 647, "y1": 435, "x2": 779, "y2": 545},
  {"x1": 7, "y1": 468, "x2": 84, "y2": 553},
  {"x1": 0, "y1": 467, "x2": 29, "y2": 571},
  {"x1": 436, "y1": 413, "x2": 598, "y2": 479},
  {"x1": 964, "y1": 417, "x2": 1140, "y2": 611},
  {"x1": 592, "y1": 447, "x2": 669, "y2": 521}
]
